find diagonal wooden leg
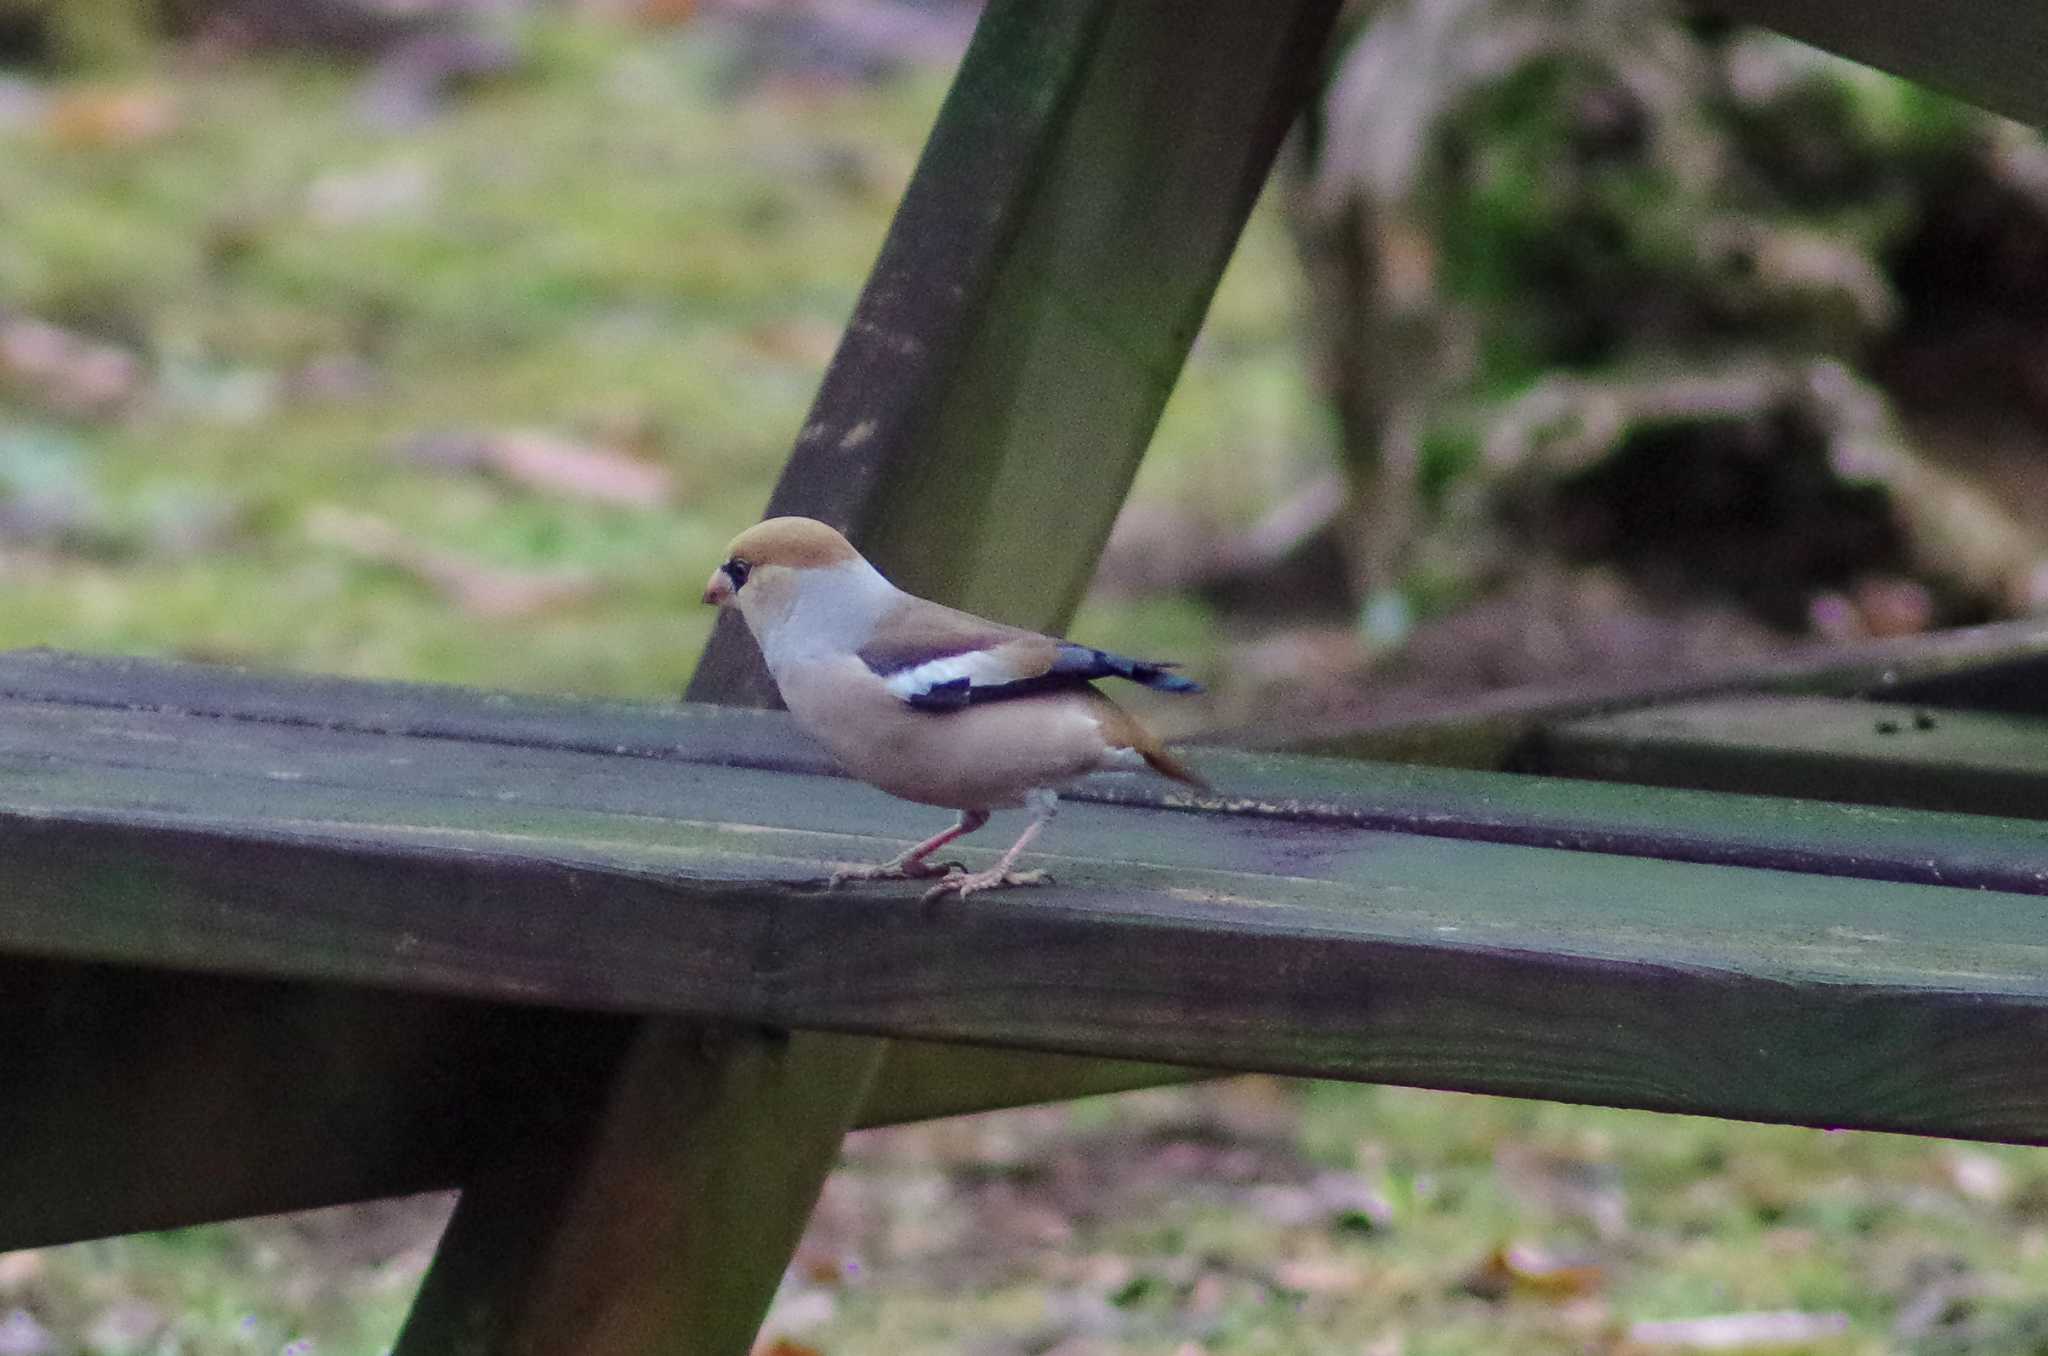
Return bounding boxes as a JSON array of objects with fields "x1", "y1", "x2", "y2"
[
  {"x1": 393, "y1": 1022, "x2": 884, "y2": 1356},
  {"x1": 679, "y1": 0, "x2": 1347, "y2": 1171}
]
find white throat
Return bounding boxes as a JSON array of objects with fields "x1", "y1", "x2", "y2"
[{"x1": 755, "y1": 559, "x2": 898, "y2": 676}]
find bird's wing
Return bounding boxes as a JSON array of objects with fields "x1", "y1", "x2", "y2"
[{"x1": 859, "y1": 598, "x2": 1200, "y2": 712}]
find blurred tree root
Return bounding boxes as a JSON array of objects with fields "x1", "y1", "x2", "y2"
[
  {"x1": 1262, "y1": 0, "x2": 2048, "y2": 681},
  {"x1": 1481, "y1": 362, "x2": 2048, "y2": 635}
]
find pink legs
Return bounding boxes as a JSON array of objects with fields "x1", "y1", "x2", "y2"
[
  {"x1": 829, "y1": 792, "x2": 1062, "y2": 902},
  {"x1": 920, "y1": 790, "x2": 1058, "y2": 902},
  {"x1": 829, "y1": 809, "x2": 990, "y2": 886}
]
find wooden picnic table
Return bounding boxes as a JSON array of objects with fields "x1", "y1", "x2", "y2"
[
  {"x1": 13, "y1": 639, "x2": 2048, "y2": 1350},
  {"x1": 6, "y1": 1, "x2": 2048, "y2": 1353}
]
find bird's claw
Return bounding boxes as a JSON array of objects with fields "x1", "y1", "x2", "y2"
[
  {"x1": 920, "y1": 867, "x2": 1050, "y2": 904},
  {"x1": 829, "y1": 858, "x2": 961, "y2": 888}
]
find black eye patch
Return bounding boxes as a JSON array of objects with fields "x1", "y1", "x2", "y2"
[{"x1": 723, "y1": 558, "x2": 751, "y2": 588}]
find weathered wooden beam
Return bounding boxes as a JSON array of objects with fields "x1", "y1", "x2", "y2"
[
  {"x1": 14, "y1": 664, "x2": 2048, "y2": 1145},
  {"x1": 17, "y1": 654, "x2": 2048, "y2": 897},
  {"x1": 688, "y1": 0, "x2": 1345, "y2": 703},
  {"x1": 0, "y1": 653, "x2": 1196, "y2": 1159},
  {"x1": 395, "y1": 1026, "x2": 882, "y2": 1356},
  {"x1": 0, "y1": 950, "x2": 1168, "y2": 1251},
  {"x1": 1698, "y1": 0, "x2": 2048, "y2": 130},
  {"x1": 1538, "y1": 695, "x2": 2048, "y2": 817},
  {"x1": 0, "y1": 956, "x2": 628, "y2": 1250}
]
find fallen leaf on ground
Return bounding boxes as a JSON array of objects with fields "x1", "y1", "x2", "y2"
[
  {"x1": 1621, "y1": 1310, "x2": 1849, "y2": 1351},
  {"x1": 0, "y1": 1308, "x2": 52, "y2": 1356},
  {"x1": 85, "y1": 1300, "x2": 163, "y2": 1356},
  {"x1": 1942, "y1": 1148, "x2": 2014, "y2": 1206},
  {"x1": 1246, "y1": 1171, "x2": 1393, "y2": 1231},
  {"x1": 0, "y1": 1252, "x2": 41, "y2": 1290},
  {"x1": 401, "y1": 429, "x2": 675, "y2": 508},
  {"x1": 0, "y1": 314, "x2": 142, "y2": 416},
  {"x1": 306, "y1": 506, "x2": 598, "y2": 618},
  {"x1": 742, "y1": 320, "x2": 842, "y2": 367},
  {"x1": 1460, "y1": 1243, "x2": 1605, "y2": 1301},
  {"x1": 306, "y1": 156, "x2": 437, "y2": 227},
  {"x1": 1271, "y1": 1256, "x2": 1371, "y2": 1295},
  {"x1": 43, "y1": 85, "x2": 179, "y2": 147}
]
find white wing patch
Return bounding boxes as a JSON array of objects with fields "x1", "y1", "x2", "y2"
[{"x1": 880, "y1": 649, "x2": 1023, "y2": 702}]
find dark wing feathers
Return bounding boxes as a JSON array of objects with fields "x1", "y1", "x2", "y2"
[
  {"x1": 865, "y1": 638, "x2": 1201, "y2": 712},
  {"x1": 1049, "y1": 643, "x2": 1202, "y2": 694}
]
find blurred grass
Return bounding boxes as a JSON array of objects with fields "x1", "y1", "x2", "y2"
[
  {"x1": 0, "y1": 11, "x2": 1315, "y2": 696},
  {"x1": 816, "y1": 1080, "x2": 2048, "y2": 1356},
  {"x1": 3, "y1": 11, "x2": 2040, "y2": 1356}
]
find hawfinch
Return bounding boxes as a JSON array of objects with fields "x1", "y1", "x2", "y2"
[{"x1": 703, "y1": 517, "x2": 1207, "y2": 900}]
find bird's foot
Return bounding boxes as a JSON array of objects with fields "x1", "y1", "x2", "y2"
[
  {"x1": 920, "y1": 867, "x2": 1050, "y2": 903},
  {"x1": 829, "y1": 857, "x2": 961, "y2": 888}
]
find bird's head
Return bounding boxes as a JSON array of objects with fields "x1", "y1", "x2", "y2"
[{"x1": 703, "y1": 516, "x2": 867, "y2": 627}]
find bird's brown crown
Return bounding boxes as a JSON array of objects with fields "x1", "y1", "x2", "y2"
[{"x1": 721, "y1": 516, "x2": 863, "y2": 571}]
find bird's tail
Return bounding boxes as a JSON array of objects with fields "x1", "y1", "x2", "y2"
[
  {"x1": 1091, "y1": 694, "x2": 1212, "y2": 792},
  {"x1": 1139, "y1": 743, "x2": 1211, "y2": 792}
]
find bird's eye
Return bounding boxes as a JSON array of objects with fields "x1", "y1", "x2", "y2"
[{"x1": 723, "y1": 558, "x2": 751, "y2": 588}]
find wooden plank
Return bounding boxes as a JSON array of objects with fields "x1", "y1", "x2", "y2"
[
  {"x1": 863, "y1": 1043, "x2": 1203, "y2": 1123},
  {"x1": 14, "y1": 676, "x2": 2048, "y2": 1143},
  {"x1": 1882, "y1": 650, "x2": 2048, "y2": 716},
  {"x1": 0, "y1": 949, "x2": 1156, "y2": 1250},
  {"x1": 17, "y1": 663, "x2": 2048, "y2": 896},
  {"x1": 1539, "y1": 695, "x2": 2048, "y2": 817},
  {"x1": 1240, "y1": 619, "x2": 2048, "y2": 768},
  {"x1": 1699, "y1": 0, "x2": 2048, "y2": 130},
  {"x1": 0, "y1": 955, "x2": 630, "y2": 1250},
  {"x1": 394, "y1": 1026, "x2": 882, "y2": 1356},
  {"x1": 688, "y1": 0, "x2": 1344, "y2": 703}
]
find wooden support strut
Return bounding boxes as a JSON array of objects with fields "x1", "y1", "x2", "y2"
[
  {"x1": 1697, "y1": 0, "x2": 2048, "y2": 131},
  {"x1": 392, "y1": 0, "x2": 1343, "y2": 1350}
]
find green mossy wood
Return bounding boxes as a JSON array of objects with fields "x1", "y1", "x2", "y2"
[
  {"x1": 1544, "y1": 695, "x2": 2048, "y2": 817},
  {"x1": 12, "y1": 648, "x2": 2048, "y2": 1260}
]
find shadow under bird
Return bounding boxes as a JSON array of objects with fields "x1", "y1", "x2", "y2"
[{"x1": 702, "y1": 517, "x2": 1209, "y2": 900}]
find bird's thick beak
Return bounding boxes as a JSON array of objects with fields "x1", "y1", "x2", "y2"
[{"x1": 702, "y1": 568, "x2": 733, "y2": 608}]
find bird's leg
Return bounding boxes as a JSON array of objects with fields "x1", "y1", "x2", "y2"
[
  {"x1": 923, "y1": 790, "x2": 1057, "y2": 902},
  {"x1": 830, "y1": 809, "x2": 989, "y2": 887}
]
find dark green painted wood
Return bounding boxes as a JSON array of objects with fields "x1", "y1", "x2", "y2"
[
  {"x1": 0, "y1": 949, "x2": 1178, "y2": 1250},
  {"x1": 1540, "y1": 695, "x2": 2048, "y2": 818},
  {"x1": 0, "y1": 956, "x2": 630, "y2": 1250},
  {"x1": 1882, "y1": 649, "x2": 2048, "y2": 717},
  {"x1": 1701, "y1": 0, "x2": 2048, "y2": 129},
  {"x1": 862, "y1": 1043, "x2": 1204, "y2": 1124},
  {"x1": 687, "y1": 0, "x2": 1344, "y2": 703},
  {"x1": 17, "y1": 652, "x2": 2048, "y2": 897},
  {"x1": 13, "y1": 662, "x2": 2048, "y2": 1144},
  {"x1": 395, "y1": 1026, "x2": 882, "y2": 1356}
]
